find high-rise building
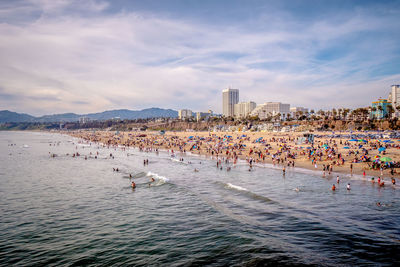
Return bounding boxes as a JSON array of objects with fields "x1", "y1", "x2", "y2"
[
  {"x1": 234, "y1": 101, "x2": 257, "y2": 118},
  {"x1": 178, "y1": 109, "x2": 193, "y2": 120},
  {"x1": 222, "y1": 88, "x2": 239, "y2": 117},
  {"x1": 390, "y1": 85, "x2": 400, "y2": 108},
  {"x1": 250, "y1": 102, "x2": 291, "y2": 120}
]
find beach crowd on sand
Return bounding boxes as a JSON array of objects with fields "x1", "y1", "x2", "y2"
[{"x1": 65, "y1": 130, "x2": 399, "y2": 188}]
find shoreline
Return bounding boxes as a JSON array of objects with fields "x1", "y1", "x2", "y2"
[{"x1": 61, "y1": 130, "x2": 399, "y2": 183}]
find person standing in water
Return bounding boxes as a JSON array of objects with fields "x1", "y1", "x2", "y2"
[
  {"x1": 131, "y1": 181, "x2": 136, "y2": 189},
  {"x1": 347, "y1": 183, "x2": 351, "y2": 190}
]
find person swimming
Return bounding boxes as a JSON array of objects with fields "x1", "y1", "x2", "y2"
[
  {"x1": 337, "y1": 176, "x2": 340, "y2": 184},
  {"x1": 131, "y1": 181, "x2": 136, "y2": 189},
  {"x1": 347, "y1": 183, "x2": 351, "y2": 190},
  {"x1": 332, "y1": 184, "x2": 336, "y2": 191}
]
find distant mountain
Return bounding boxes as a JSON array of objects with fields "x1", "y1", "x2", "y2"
[
  {"x1": 0, "y1": 110, "x2": 35, "y2": 123},
  {"x1": 86, "y1": 108, "x2": 178, "y2": 121},
  {"x1": 35, "y1": 113, "x2": 80, "y2": 123},
  {"x1": 0, "y1": 108, "x2": 178, "y2": 123}
]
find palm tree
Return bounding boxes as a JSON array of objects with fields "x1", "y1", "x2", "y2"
[{"x1": 387, "y1": 104, "x2": 394, "y2": 120}]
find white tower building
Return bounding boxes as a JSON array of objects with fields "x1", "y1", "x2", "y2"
[{"x1": 222, "y1": 88, "x2": 239, "y2": 117}]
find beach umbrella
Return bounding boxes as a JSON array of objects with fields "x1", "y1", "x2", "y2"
[
  {"x1": 358, "y1": 139, "x2": 367, "y2": 142},
  {"x1": 374, "y1": 155, "x2": 381, "y2": 159},
  {"x1": 378, "y1": 147, "x2": 386, "y2": 152},
  {"x1": 383, "y1": 140, "x2": 391, "y2": 143},
  {"x1": 387, "y1": 141, "x2": 394, "y2": 144},
  {"x1": 349, "y1": 139, "x2": 358, "y2": 142},
  {"x1": 343, "y1": 146, "x2": 350, "y2": 149},
  {"x1": 380, "y1": 157, "x2": 392, "y2": 162}
]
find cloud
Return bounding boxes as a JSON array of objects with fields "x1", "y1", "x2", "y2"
[{"x1": 0, "y1": 0, "x2": 399, "y2": 115}]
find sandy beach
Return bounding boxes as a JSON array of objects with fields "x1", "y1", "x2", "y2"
[{"x1": 65, "y1": 130, "x2": 399, "y2": 182}]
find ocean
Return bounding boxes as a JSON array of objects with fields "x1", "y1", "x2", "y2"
[{"x1": 0, "y1": 131, "x2": 399, "y2": 266}]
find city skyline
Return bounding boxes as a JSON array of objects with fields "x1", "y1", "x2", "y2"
[{"x1": 0, "y1": 0, "x2": 399, "y2": 116}]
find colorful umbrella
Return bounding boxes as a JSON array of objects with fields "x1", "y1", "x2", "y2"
[
  {"x1": 374, "y1": 155, "x2": 381, "y2": 159},
  {"x1": 380, "y1": 157, "x2": 392, "y2": 162},
  {"x1": 343, "y1": 146, "x2": 350, "y2": 149},
  {"x1": 378, "y1": 147, "x2": 386, "y2": 152},
  {"x1": 349, "y1": 139, "x2": 358, "y2": 142}
]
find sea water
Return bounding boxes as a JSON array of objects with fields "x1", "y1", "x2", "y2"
[{"x1": 0, "y1": 131, "x2": 399, "y2": 266}]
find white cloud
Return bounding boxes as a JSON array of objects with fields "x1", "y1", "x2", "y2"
[{"x1": 0, "y1": 0, "x2": 398, "y2": 115}]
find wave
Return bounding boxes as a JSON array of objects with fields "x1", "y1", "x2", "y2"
[
  {"x1": 146, "y1": 171, "x2": 170, "y2": 186},
  {"x1": 219, "y1": 182, "x2": 274, "y2": 203},
  {"x1": 226, "y1": 183, "x2": 248, "y2": 191}
]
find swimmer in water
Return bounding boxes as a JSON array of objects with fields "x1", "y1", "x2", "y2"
[
  {"x1": 194, "y1": 168, "x2": 199, "y2": 172},
  {"x1": 332, "y1": 184, "x2": 336, "y2": 191},
  {"x1": 392, "y1": 178, "x2": 396, "y2": 185},
  {"x1": 131, "y1": 181, "x2": 136, "y2": 189},
  {"x1": 336, "y1": 176, "x2": 340, "y2": 184},
  {"x1": 347, "y1": 183, "x2": 351, "y2": 190},
  {"x1": 129, "y1": 174, "x2": 132, "y2": 178},
  {"x1": 371, "y1": 177, "x2": 375, "y2": 183},
  {"x1": 283, "y1": 167, "x2": 286, "y2": 175}
]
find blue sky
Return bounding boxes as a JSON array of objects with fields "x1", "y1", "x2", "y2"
[{"x1": 0, "y1": 0, "x2": 399, "y2": 115}]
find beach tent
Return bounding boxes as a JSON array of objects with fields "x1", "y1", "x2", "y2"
[{"x1": 380, "y1": 157, "x2": 392, "y2": 162}]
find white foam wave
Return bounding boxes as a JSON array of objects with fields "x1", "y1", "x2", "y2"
[
  {"x1": 146, "y1": 171, "x2": 170, "y2": 183},
  {"x1": 226, "y1": 183, "x2": 248, "y2": 191}
]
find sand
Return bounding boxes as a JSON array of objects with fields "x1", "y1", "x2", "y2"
[{"x1": 65, "y1": 130, "x2": 400, "y2": 181}]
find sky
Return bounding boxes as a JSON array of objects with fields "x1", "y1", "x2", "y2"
[{"x1": 0, "y1": 0, "x2": 399, "y2": 116}]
